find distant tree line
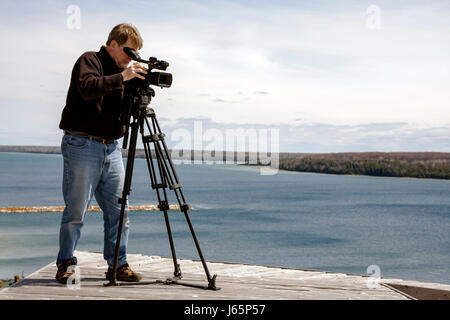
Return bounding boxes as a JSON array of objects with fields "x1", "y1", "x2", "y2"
[
  {"x1": 2, "y1": 146, "x2": 450, "y2": 180},
  {"x1": 278, "y1": 157, "x2": 450, "y2": 180}
]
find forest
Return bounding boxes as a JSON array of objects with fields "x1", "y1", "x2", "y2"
[
  {"x1": 1, "y1": 146, "x2": 449, "y2": 179},
  {"x1": 277, "y1": 152, "x2": 450, "y2": 179}
]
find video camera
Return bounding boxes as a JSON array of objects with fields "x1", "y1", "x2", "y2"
[
  {"x1": 121, "y1": 47, "x2": 172, "y2": 149},
  {"x1": 123, "y1": 47, "x2": 172, "y2": 89}
]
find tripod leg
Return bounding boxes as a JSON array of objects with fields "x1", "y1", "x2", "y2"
[
  {"x1": 161, "y1": 203, "x2": 182, "y2": 279},
  {"x1": 145, "y1": 113, "x2": 219, "y2": 290},
  {"x1": 181, "y1": 208, "x2": 216, "y2": 288},
  {"x1": 142, "y1": 132, "x2": 182, "y2": 279},
  {"x1": 105, "y1": 120, "x2": 139, "y2": 286}
]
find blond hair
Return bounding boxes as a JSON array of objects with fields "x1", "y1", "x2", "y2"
[{"x1": 106, "y1": 23, "x2": 143, "y2": 50}]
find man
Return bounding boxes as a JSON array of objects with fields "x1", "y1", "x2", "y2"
[{"x1": 56, "y1": 23, "x2": 148, "y2": 284}]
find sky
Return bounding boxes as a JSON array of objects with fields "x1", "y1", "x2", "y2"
[{"x1": 0, "y1": 0, "x2": 449, "y2": 152}]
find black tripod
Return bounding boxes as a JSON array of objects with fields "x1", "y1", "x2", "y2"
[{"x1": 104, "y1": 86, "x2": 219, "y2": 290}]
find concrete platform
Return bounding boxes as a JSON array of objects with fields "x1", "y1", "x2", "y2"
[{"x1": 1, "y1": 251, "x2": 449, "y2": 300}]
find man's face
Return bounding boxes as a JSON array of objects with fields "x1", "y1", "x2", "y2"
[{"x1": 107, "y1": 39, "x2": 139, "y2": 68}]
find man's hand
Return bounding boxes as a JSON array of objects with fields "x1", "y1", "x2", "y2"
[{"x1": 121, "y1": 62, "x2": 148, "y2": 81}]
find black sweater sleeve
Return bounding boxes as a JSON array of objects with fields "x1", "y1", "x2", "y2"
[{"x1": 75, "y1": 53, "x2": 124, "y2": 101}]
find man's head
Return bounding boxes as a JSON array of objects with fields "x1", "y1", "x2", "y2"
[{"x1": 106, "y1": 23, "x2": 143, "y2": 68}]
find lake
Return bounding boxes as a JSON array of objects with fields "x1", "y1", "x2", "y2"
[{"x1": 0, "y1": 152, "x2": 449, "y2": 284}]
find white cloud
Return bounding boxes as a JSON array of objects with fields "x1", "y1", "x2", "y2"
[{"x1": 0, "y1": 0, "x2": 449, "y2": 150}]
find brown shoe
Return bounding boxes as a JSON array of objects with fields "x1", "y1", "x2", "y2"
[
  {"x1": 55, "y1": 258, "x2": 77, "y2": 284},
  {"x1": 106, "y1": 263, "x2": 142, "y2": 282}
]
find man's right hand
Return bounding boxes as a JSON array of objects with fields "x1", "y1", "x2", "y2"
[{"x1": 121, "y1": 62, "x2": 148, "y2": 81}]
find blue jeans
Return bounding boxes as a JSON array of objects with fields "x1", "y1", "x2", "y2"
[{"x1": 57, "y1": 134, "x2": 129, "y2": 268}]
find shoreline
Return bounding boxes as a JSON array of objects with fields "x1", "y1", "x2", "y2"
[
  {"x1": 0, "y1": 205, "x2": 194, "y2": 214},
  {"x1": 278, "y1": 167, "x2": 449, "y2": 181},
  {"x1": 1, "y1": 149, "x2": 449, "y2": 181},
  {"x1": 238, "y1": 164, "x2": 450, "y2": 182}
]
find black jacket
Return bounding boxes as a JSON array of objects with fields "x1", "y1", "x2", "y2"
[{"x1": 59, "y1": 46, "x2": 126, "y2": 139}]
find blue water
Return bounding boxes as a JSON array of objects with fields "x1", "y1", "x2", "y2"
[{"x1": 0, "y1": 152, "x2": 449, "y2": 284}]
